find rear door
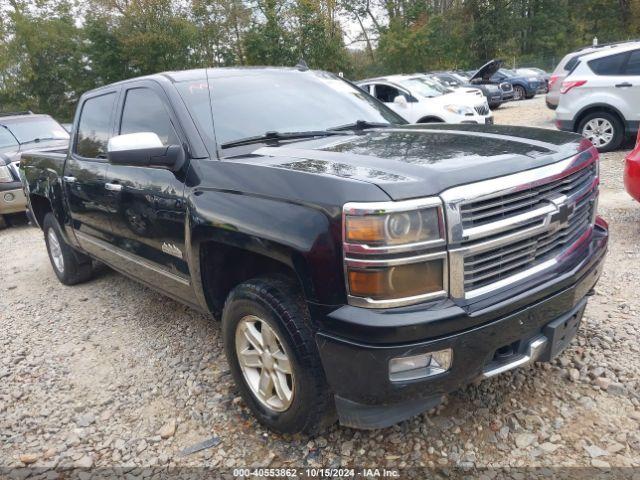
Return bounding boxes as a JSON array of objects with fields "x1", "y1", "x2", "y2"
[
  {"x1": 101, "y1": 80, "x2": 192, "y2": 298},
  {"x1": 620, "y1": 49, "x2": 640, "y2": 128},
  {"x1": 63, "y1": 89, "x2": 119, "y2": 252}
]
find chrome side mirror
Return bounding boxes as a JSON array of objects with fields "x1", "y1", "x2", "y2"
[{"x1": 107, "y1": 132, "x2": 185, "y2": 171}]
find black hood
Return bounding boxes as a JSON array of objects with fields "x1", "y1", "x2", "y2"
[
  {"x1": 229, "y1": 124, "x2": 587, "y2": 201},
  {"x1": 469, "y1": 59, "x2": 503, "y2": 82}
]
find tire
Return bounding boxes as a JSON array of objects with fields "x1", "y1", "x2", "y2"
[
  {"x1": 222, "y1": 276, "x2": 336, "y2": 435},
  {"x1": 489, "y1": 102, "x2": 501, "y2": 110},
  {"x1": 513, "y1": 85, "x2": 526, "y2": 101},
  {"x1": 578, "y1": 111, "x2": 624, "y2": 153},
  {"x1": 43, "y1": 213, "x2": 93, "y2": 285},
  {"x1": 0, "y1": 215, "x2": 6, "y2": 230}
]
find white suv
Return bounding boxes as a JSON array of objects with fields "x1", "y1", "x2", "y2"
[
  {"x1": 357, "y1": 74, "x2": 493, "y2": 125},
  {"x1": 555, "y1": 43, "x2": 640, "y2": 151}
]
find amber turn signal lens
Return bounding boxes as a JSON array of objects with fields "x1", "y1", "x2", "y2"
[
  {"x1": 348, "y1": 260, "x2": 444, "y2": 300},
  {"x1": 345, "y1": 215, "x2": 385, "y2": 243}
]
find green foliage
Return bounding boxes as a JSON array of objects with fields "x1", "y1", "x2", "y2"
[{"x1": 1, "y1": 0, "x2": 640, "y2": 121}]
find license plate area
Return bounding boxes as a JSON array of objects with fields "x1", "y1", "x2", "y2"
[{"x1": 540, "y1": 303, "x2": 585, "y2": 361}]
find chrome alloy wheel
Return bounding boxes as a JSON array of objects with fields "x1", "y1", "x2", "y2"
[
  {"x1": 47, "y1": 228, "x2": 64, "y2": 273},
  {"x1": 235, "y1": 315, "x2": 294, "y2": 412},
  {"x1": 583, "y1": 118, "x2": 614, "y2": 148}
]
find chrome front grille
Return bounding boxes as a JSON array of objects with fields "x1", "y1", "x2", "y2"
[
  {"x1": 463, "y1": 193, "x2": 594, "y2": 291},
  {"x1": 460, "y1": 162, "x2": 596, "y2": 228},
  {"x1": 474, "y1": 104, "x2": 490, "y2": 116},
  {"x1": 441, "y1": 149, "x2": 599, "y2": 300}
]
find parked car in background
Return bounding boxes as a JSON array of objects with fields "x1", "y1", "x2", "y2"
[
  {"x1": 465, "y1": 60, "x2": 515, "y2": 103},
  {"x1": 624, "y1": 130, "x2": 640, "y2": 201},
  {"x1": 555, "y1": 43, "x2": 640, "y2": 152},
  {"x1": 0, "y1": 111, "x2": 69, "y2": 229},
  {"x1": 430, "y1": 72, "x2": 504, "y2": 109},
  {"x1": 492, "y1": 68, "x2": 544, "y2": 100},
  {"x1": 515, "y1": 68, "x2": 550, "y2": 92},
  {"x1": 357, "y1": 74, "x2": 493, "y2": 124},
  {"x1": 20, "y1": 66, "x2": 607, "y2": 434},
  {"x1": 61, "y1": 123, "x2": 72, "y2": 133},
  {"x1": 546, "y1": 40, "x2": 640, "y2": 110}
]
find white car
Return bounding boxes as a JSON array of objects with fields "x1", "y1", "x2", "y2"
[
  {"x1": 555, "y1": 42, "x2": 640, "y2": 152},
  {"x1": 357, "y1": 74, "x2": 493, "y2": 125}
]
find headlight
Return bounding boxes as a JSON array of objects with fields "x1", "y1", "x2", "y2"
[
  {"x1": 444, "y1": 104, "x2": 473, "y2": 115},
  {"x1": 0, "y1": 165, "x2": 14, "y2": 183},
  {"x1": 343, "y1": 198, "x2": 448, "y2": 308}
]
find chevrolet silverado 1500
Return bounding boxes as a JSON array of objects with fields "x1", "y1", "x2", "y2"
[{"x1": 20, "y1": 67, "x2": 608, "y2": 434}]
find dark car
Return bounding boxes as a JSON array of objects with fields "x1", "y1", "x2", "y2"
[
  {"x1": 0, "y1": 112, "x2": 69, "y2": 228},
  {"x1": 492, "y1": 67, "x2": 544, "y2": 100},
  {"x1": 516, "y1": 67, "x2": 551, "y2": 92},
  {"x1": 20, "y1": 67, "x2": 608, "y2": 434},
  {"x1": 465, "y1": 60, "x2": 516, "y2": 102},
  {"x1": 429, "y1": 72, "x2": 504, "y2": 109}
]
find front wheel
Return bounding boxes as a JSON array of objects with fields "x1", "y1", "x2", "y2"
[
  {"x1": 578, "y1": 112, "x2": 624, "y2": 152},
  {"x1": 43, "y1": 213, "x2": 93, "y2": 285},
  {"x1": 222, "y1": 277, "x2": 336, "y2": 435},
  {"x1": 513, "y1": 85, "x2": 526, "y2": 101}
]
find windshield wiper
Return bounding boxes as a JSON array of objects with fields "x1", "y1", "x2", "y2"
[
  {"x1": 220, "y1": 130, "x2": 347, "y2": 149},
  {"x1": 329, "y1": 120, "x2": 395, "y2": 131},
  {"x1": 18, "y1": 137, "x2": 67, "y2": 146}
]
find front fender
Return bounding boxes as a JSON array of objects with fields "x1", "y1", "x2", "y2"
[{"x1": 186, "y1": 189, "x2": 346, "y2": 307}]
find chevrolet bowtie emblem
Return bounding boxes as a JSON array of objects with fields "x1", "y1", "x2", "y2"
[{"x1": 551, "y1": 201, "x2": 575, "y2": 225}]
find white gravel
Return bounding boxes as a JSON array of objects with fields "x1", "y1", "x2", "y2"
[{"x1": 1, "y1": 97, "x2": 639, "y2": 472}]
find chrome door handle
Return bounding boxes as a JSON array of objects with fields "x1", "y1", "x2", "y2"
[
  {"x1": 105, "y1": 182, "x2": 123, "y2": 192},
  {"x1": 63, "y1": 176, "x2": 77, "y2": 183},
  {"x1": 615, "y1": 82, "x2": 633, "y2": 88}
]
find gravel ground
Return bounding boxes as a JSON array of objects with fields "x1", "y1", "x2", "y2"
[{"x1": 1, "y1": 96, "x2": 639, "y2": 475}]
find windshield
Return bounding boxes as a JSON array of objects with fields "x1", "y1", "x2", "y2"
[
  {"x1": 399, "y1": 77, "x2": 450, "y2": 98},
  {"x1": 177, "y1": 70, "x2": 406, "y2": 147},
  {"x1": 0, "y1": 127, "x2": 19, "y2": 150},
  {"x1": 2, "y1": 117, "x2": 69, "y2": 144}
]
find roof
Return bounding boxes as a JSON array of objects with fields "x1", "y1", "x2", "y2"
[
  {"x1": 83, "y1": 66, "x2": 318, "y2": 96},
  {"x1": 579, "y1": 42, "x2": 640, "y2": 62},
  {"x1": 357, "y1": 74, "x2": 425, "y2": 84},
  {"x1": 0, "y1": 113, "x2": 51, "y2": 123}
]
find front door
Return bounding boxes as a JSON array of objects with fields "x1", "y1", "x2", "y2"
[
  {"x1": 63, "y1": 90, "x2": 118, "y2": 254},
  {"x1": 372, "y1": 83, "x2": 415, "y2": 122},
  {"x1": 102, "y1": 82, "x2": 192, "y2": 300}
]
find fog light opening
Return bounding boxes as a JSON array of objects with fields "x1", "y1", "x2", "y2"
[
  {"x1": 4, "y1": 192, "x2": 15, "y2": 202},
  {"x1": 389, "y1": 348, "x2": 452, "y2": 382}
]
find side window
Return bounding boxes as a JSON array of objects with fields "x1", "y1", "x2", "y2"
[
  {"x1": 374, "y1": 84, "x2": 402, "y2": 103},
  {"x1": 588, "y1": 52, "x2": 628, "y2": 76},
  {"x1": 120, "y1": 88, "x2": 179, "y2": 146},
  {"x1": 623, "y1": 50, "x2": 640, "y2": 75},
  {"x1": 76, "y1": 93, "x2": 116, "y2": 158}
]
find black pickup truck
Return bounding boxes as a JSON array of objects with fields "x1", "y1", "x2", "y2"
[{"x1": 20, "y1": 67, "x2": 608, "y2": 434}]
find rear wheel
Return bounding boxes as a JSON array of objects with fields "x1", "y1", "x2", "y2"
[
  {"x1": 513, "y1": 85, "x2": 526, "y2": 101},
  {"x1": 222, "y1": 276, "x2": 336, "y2": 435},
  {"x1": 578, "y1": 111, "x2": 624, "y2": 152},
  {"x1": 43, "y1": 213, "x2": 93, "y2": 285}
]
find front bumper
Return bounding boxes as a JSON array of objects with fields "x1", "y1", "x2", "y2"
[
  {"x1": 315, "y1": 222, "x2": 608, "y2": 429},
  {"x1": 0, "y1": 182, "x2": 27, "y2": 215}
]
